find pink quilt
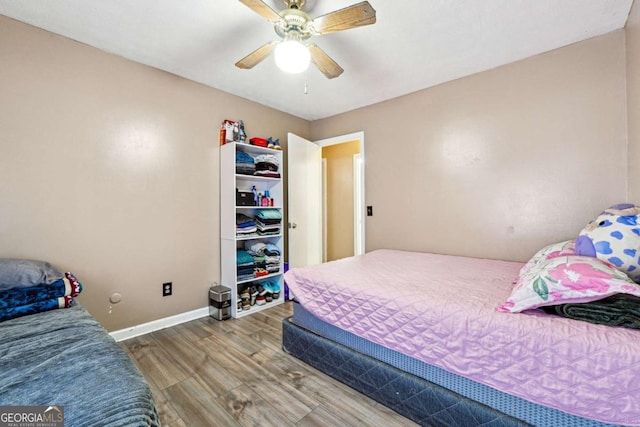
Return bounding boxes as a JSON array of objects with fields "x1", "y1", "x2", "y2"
[{"x1": 284, "y1": 249, "x2": 640, "y2": 426}]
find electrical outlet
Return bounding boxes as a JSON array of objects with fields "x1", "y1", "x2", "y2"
[{"x1": 162, "y1": 282, "x2": 172, "y2": 297}]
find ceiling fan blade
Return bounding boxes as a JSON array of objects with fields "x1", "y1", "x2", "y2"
[
  {"x1": 308, "y1": 43, "x2": 344, "y2": 79},
  {"x1": 235, "y1": 41, "x2": 279, "y2": 69},
  {"x1": 238, "y1": 0, "x2": 282, "y2": 23},
  {"x1": 311, "y1": 1, "x2": 376, "y2": 34}
]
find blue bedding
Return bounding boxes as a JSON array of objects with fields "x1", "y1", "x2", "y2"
[{"x1": 0, "y1": 303, "x2": 160, "y2": 426}]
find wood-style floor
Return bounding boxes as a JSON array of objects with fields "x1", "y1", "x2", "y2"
[{"x1": 120, "y1": 302, "x2": 418, "y2": 427}]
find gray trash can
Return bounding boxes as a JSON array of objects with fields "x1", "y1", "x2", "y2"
[{"x1": 209, "y1": 285, "x2": 231, "y2": 320}]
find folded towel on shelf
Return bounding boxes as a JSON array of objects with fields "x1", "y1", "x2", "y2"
[
  {"x1": 236, "y1": 213, "x2": 257, "y2": 235},
  {"x1": 244, "y1": 240, "x2": 267, "y2": 256},
  {"x1": 255, "y1": 209, "x2": 282, "y2": 221},
  {"x1": 254, "y1": 170, "x2": 280, "y2": 178},
  {"x1": 256, "y1": 219, "x2": 281, "y2": 234},
  {"x1": 254, "y1": 154, "x2": 279, "y2": 168},
  {"x1": 236, "y1": 152, "x2": 256, "y2": 175},
  {"x1": 236, "y1": 250, "x2": 255, "y2": 265},
  {"x1": 237, "y1": 227, "x2": 257, "y2": 237},
  {"x1": 253, "y1": 154, "x2": 280, "y2": 178},
  {"x1": 235, "y1": 151, "x2": 255, "y2": 164},
  {"x1": 264, "y1": 243, "x2": 281, "y2": 256},
  {"x1": 236, "y1": 213, "x2": 254, "y2": 226}
]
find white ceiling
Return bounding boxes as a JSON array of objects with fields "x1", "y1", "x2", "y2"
[{"x1": 0, "y1": 0, "x2": 633, "y2": 120}]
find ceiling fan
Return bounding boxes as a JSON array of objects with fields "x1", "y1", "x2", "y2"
[{"x1": 235, "y1": 0, "x2": 376, "y2": 79}]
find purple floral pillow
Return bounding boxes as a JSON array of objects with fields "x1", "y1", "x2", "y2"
[
  {"x1": 517, "y1": 240, "x2": 576, "y2": 280},
  {"x1": 499, "y1": 255, "x2": 640, "y2": 313}
]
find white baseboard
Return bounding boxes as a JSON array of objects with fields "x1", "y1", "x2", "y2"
[{"x1": 109, "y1": 306, "x2": 210, "y2": 342}]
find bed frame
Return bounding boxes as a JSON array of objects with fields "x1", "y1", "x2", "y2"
[
  {"x1": 282, "y1": 317, "x2": 529, "y2": 427},
  {"x1": 282, "y1": 301, "x2": 618, "y2": 427}
]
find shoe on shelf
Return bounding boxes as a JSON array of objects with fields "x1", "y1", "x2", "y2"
[
  {"x1": 267, "y1": 137, "x2": 275, "y2": 149},
  {"x1": 256, "y1": 294, "x2": 266, "y2": 305},
  {"x1": 240, "y1": 288, "x2": 251, "y2": 310},
  {"x1": 262, "y1": 282, "x2": 274, "y2": 294},
  {"x1": 273, "y1": 139, "x2": 282, "y2": 150},
  {"x1": 250, "y1": 286, "x2": 258, "y2": 306},
  {"x1": 270, "y1": 282, "x2": 281, "y2": 300}
]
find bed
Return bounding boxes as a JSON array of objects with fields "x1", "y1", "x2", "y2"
[
  {"x1": 282, "y1": 249, "x2": 640, "y2": 427},
  {"x1": 0, "y1": 260, "x2": 160, "y2": 427}
]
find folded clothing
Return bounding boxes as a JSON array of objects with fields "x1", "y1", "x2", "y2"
[
  {"x1": 236, "y1": 213, "x2": 257, "y2": 235},
  {"x1": 264, "y1": 243, "x2": 281, "y2": 256},
  {"x1": 255, "y1": 209, "x2": 282, "y2": 221},
  {"x1": 254, "y1": 154, "x2": 279, "y2": 168},
  {"x1": 256, "y1": 217, "x2": 281, "y2": 226},
  {"x1": 254, "y1": 170, "x2": 280, "y2": 178},
  {"x1": 256, "y1": 219, "x2": 281, "y2": 234},
  {"x1": 237, "y1": 227, "x2": 257, "y2": 237},
  {"x1": 236, "y1": 151, "x2": 256, "y2": 175},
  {"x1": 254, "y1": 154, "x2": 280, "y2": 178},
  {"x1": 236, "y1": 250, "x2": 255, "y2": 265},
  {"x1": 542, "y1": 293, "x2": 640, "y2": 329},
  {"x1": 235, "y1": 151, "x2": 254, "y2": 164},
  {"x1": 236, "y1": 213, "x2": 254, "y2": 226},
  {"x1": 245, "y1": 240, "x2": 267, "y2": 256},
  {"x1": 236, "y1": 165, "x2": 256, "y2": 176}
]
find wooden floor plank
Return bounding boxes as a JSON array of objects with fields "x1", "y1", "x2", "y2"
[
  {"x1": 219, "y1": 383, "x2": 297, "y2": 427},
  {"x1": 122, "y1": 302, "x2": 417, "y2": 426},
  {"x1": 164, "y1": 377, "x2": 241, "y2": 427},
  {"x1": 123, "y1": 333, "x2": 192, "y2": 390}
]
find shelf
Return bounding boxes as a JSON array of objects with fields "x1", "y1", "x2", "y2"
[
  {"x1": 225, "y1": 141, "x2": 281, "y2": 156},
  {"x1": 234, "y1": 234, "x2": 283, "y2": 241},
  {"x1": 221, "y1": 138, "x2": 285, "y2": 320},
  {"x1": 236, "y1": 174, "x2": 281, "y2": 182},
  {"x1": 234, "y1": 296, "x2": 284, "y2": 318},
  {"x1": 235, "y1": 206, "x2": 281, "y2": 209},
  {"x1": 236, "y1": 271, "x2": 282, "y2": 285}
]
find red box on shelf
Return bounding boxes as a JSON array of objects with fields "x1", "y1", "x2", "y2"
[{"x1": 250, "y1": 137, "x2": 268, "y2": 147}]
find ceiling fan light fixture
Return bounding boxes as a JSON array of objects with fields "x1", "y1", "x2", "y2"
[
  {"x1": 274, "y1": 39, "x2": 310, "y2": 74},
  {"x1": 236, "y1": 0, "x2": 376, "y2": 78}
]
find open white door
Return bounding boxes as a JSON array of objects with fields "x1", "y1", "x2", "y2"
[{"x1": 288, "y1": 133, "x2": 323, "y2": 268}]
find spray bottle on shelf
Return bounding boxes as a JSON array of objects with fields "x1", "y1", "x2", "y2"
[{"x1": 251, "y1": 186, "x2": 258, "y2": 206}]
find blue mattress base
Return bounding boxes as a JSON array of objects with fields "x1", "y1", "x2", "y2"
[
  {"x1": 283, "y1": 317, "x2": 528, "y2": 426},
  {"x1": 286, "y1": 302, "x2": 620, "y2": 427}
]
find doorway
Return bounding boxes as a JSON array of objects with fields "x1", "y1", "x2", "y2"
[
  {"x1": 322, "y1": 140, "x2": 361, "y2": 262},
  {"x1": 288, "y1": 132, "x2": 365, "y2": 268}
]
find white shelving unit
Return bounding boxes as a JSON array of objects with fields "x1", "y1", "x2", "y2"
[{"x1": 220, "y1": 141, "x2": 284, "y2": 318}]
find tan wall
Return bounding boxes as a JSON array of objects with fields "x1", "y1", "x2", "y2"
[
  {"x1": 0, "y1": 16, "x2": 309, "y2": 331},
  {"x1": 628, "y1": 1, "x2": 640, "y2": 202},
  {"x1": 0, "y1": 14, "x2": 633, "y2": 330},
  {"x1": 311, "y1": 31, "x2": 628, "y2": 262},
  {"x1": 322, "y1": 140, "x2": 360, "y2": 261}
]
